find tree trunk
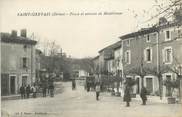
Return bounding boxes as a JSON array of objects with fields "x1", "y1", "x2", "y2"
[
  {"x1": 116, "y1": 81, "x2": 120, "y2": 92},
  {"x1": 158, "y1": 76, "x2": 163, "y2": 100},
  {"x1": 141, "y1": 76, "x2": 144, "y2": 88},
  {"x1": 178, "y1": 78, "x2": 182, "y2": 102}
]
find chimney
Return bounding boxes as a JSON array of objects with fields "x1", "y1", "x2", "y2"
[
  {"x1": 11, "y1": 30, "x2": 17, "y2": 37},
  {"x1": 20, "y1": 29, "x2": 27, "y2": 38},
  {"x1": 159, "y1": 17, "x2": 167, "y2": 26},
  {"x1": 173, "y1": 8, "x2": 182, "y2": 23}
]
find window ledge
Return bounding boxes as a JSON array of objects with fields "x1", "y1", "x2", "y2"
[
  {"x1": 164, "y1": 62, "x2": 172, "y2": 65},
  {"x1": 146, "y1": 61, "x2": 152, "y2": 63}
]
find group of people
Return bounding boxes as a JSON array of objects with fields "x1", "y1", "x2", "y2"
[
  {"x1": 20, "y1": 84, "x2": 37, "y2": 99},
  {"x1": 93, "y1": 83, "x2": 148, "y2": 106},
  {"x1": 42, "y1": 79, "x2": 55, "y2": 97},
  {"x1": 123, "y1": 86, "x2": 148, "y2": 107},
  {"x1": 20, "y1": 80, "x2": 55, "y2": 99}
]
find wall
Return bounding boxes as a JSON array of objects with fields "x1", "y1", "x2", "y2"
[
  {"x1": 122, "y1": 31, "x2": 159, "y2": 94},
  {"x1": 1, "y1": 42, "x2": 36, "y2": 95}
]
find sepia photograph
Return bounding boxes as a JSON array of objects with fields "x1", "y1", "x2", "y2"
[{"x1": 1, "y1": 0, "x2": 182, "y2": 117}]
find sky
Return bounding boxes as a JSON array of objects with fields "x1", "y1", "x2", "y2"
[{"x1": 1, "y1": 0, "x2": 170, "y2": 58}]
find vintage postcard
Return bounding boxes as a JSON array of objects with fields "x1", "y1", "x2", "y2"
[{"x1": 1, "y1": 0, "x2": 182, "y2": 117}]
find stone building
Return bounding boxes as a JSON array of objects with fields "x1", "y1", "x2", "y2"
[{"x1": 1, "y1": 30, "x2": 37, "y2": 96}]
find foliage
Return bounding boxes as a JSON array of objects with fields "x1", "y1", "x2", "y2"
[
  {"x1": 124, "y1": 78, "x2": 137, "y2": 87},
  {"x1": 163, "y1": 79, "x2": 180, "y2": 89}
]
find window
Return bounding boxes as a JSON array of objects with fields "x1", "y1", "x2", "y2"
[
  {"x1": 146, "y1": 34, "x2": 150, "y2": 42},
  {"x1": 125, "y1": 39, "x2": 130, "y2": 47},
  {"x1": 125, "y1": 50, "x2": 131, "y2": 64},
  {"x1": 22, "y1": 57, "x2": 28, "y2": 68},
  {"x1": 163, "y1": 47, "x2": 173, "y2": 64},
  {"x1": 22, "y1": 76, "x2": 28, "y2": 86},
  {"x1": 178, "y1": 29, "x2": 182, "y2": 38},
  {"x1": 23, "y1": 45, "x2": 27, "y2": 51},
  {"x1": 144, "y1": 47, "x2": 152, "y2": 62},
  {"x1": 165, "y1": 30, "x2": 171, "y2": 41}
]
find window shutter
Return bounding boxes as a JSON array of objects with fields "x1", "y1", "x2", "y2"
[
  {"x1": 172, "y1": 30, "x2": 178, "y2": 40},
  {"x1": 20, "y1": 57, "x2": 22, "y2": 69},
  {"x1": 162, "y1": 49, "x2": 165, "y2": 63},
  {"x1": 27, "y1": 58, "x2": 30, "y2": 69},
  {"x1": 124, "y1": 52, "x2": 126, "y2": 63},
  {"x1": 129, "y1": 51, "x2": 131, "y2": 64},
  {"x1": 178, "y1": 29, "x2": 182, "y2": 38},
  {"x1": 144, "y1": 49, "x2": 146, "y2": 61}
]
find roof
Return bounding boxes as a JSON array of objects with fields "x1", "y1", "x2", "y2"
[
  {"x1": 119, "y1": 27, "x2": 158, "y2": 40},
  {"x1": 159, "y1": 21, "x2": 182, "y2": 30},
  {"x1": 1, "y1": 32, "x2": 37, "y2": 45},
  {"x1": 119, "y1": 20, "x2": 182, "y2": 40},
  {"x1": 98, "y1": 41, "x2": 121, "y2": 53},
  {"x1": 113, "y1": 41, "x2": 121, "y2": 50},
  {"x1": 92, "y1": 55, "x2": 99, "y2": 60}
]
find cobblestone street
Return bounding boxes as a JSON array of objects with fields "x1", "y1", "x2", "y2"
[{"x1": 2, "y1": 82, "x2": 182, "y2": 117}]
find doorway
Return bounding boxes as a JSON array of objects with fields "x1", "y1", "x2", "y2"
[
  {"x1": 22, "y1": 76, "x2": 28, "y2": 86},
  {"x1": 146, "y1": 78, "x2": 153, "y2": 94},
  {"x1": 136, "y1": 77, "x2": 140, "y2": 94},
  {"x1": 10, "y1": 76, "x2": 16, "y2": 94}
]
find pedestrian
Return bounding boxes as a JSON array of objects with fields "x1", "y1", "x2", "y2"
[
  {"x1": 95, "y1": 83, "x2": 101, "y2": 101},
  {"x1": 140, "y1": 86, "x2": 148, "y2": 105},
  {"x1": 123, "y1": 85, "x2": 131, "y2": 107},
  {"x1": 72, "y1": 79, "x2": 76, "y2": 90},
  {"x1": 26, "y1": 85, "x2": 31, "y2": 99},
  {"x1": 42, "y1": 84, "x2": 47, "y2": 97},
  {"x1": 31, "y1": 84, "x2": 37, "y2": 98},
  {"x1": 49, "y1": 83, "x2": 54, "y2": 97},
  {"x1": 87, "y1": 82, "x2": 90, "y2": 92},
  {"x1": 42, "y1": 86, "x2": 47, "y2": 97},
  {"x1": 20, "y1": 85, "x2": 26, "y2": 99}
]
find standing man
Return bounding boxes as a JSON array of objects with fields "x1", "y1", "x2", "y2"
[
  {"x1": 49, "y1": 78, "x2": 55, "y2": 97},
  {"x1": 140, "y1": 86, "x2": 148, "y2": 105},
  {"x1": 42, "y1": 83, "x2": 47, "y2": 97},
  {"x1": 123, "y1": 85, "x2": 131, "y2": 107},
  {"x1": 32, "y1": 84, "x2": 37, "y2": 98},
  {"x1": 49, "y1": 83, "x2": 54, "y2": 97},
  {"x1": 20, "y1": 85, "x2": 25, "y2": 99},
  {"x1": 26, "y1": 85, "x2": 31, "y2": 98},
  {"x1": 72, "y1": 79, "x2": 76, "y2": 90},
  {"x1": 95, "y1": 83, "x2": 101, "y2": 101}
]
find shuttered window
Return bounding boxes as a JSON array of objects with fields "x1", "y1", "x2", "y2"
[{"x1": 20, "y1": 57, "x2": 29, "y2": 69}]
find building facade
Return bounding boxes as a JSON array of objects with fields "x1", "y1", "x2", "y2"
[
  {"x1": 119, "y1": 17, "x2": 182, "y2": 97},
  {"x1": 120, "y1": 27, "x2": 159, "y2": 95},
  {"x1": 1, "y1": 31, "x2": 37, "y2": 96},
  {"x1": 98, "y1": 41, "x2": 122, "y2": 75},
  {"x1": 92, "y1": 55, "x2": 99, "y2": 73},
  {"x1": 159, "y1": 21, "x2": 182, "y2": 97}
]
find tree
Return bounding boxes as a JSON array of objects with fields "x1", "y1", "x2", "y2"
[
  {"x1": 164, "y1": 56, "x2": 182, "y2": 101},
  {"x1": 145, "y1": 65, "x2": 170, "y2": 99},
  {"x1": 124, "y1": 65, "x2": 147, "y2": 88}
]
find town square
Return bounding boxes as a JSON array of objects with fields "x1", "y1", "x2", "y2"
[{"x1": 1, "y1": 0, "x2": 182, "y2": 117}]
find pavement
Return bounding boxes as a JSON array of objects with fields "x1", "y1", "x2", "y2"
[
  {"x1": 1, "y1": 81, "x2": 182, "y2": 117},
  {"x1": 1, "y1": 81, "x2": 64, "y2": 100}
]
